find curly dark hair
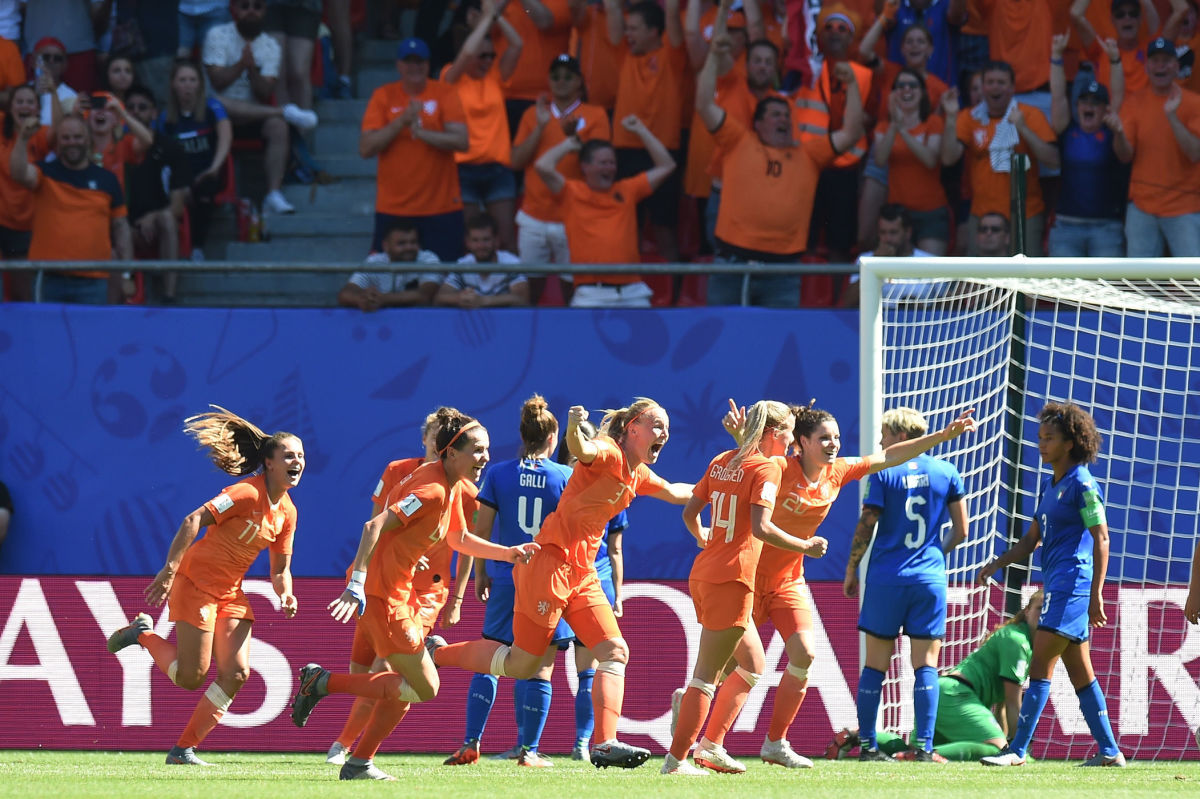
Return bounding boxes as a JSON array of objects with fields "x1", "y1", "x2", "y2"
[
  {"x1": 1038, "y1": 402, "x2": 1102, "y2": 463},
  {"x1": 791, "y1": 399, "x2": 835, "y2": 440}
]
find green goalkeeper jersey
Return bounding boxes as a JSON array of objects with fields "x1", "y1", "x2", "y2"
[{"x1": 953, "y1": 621, "x2": 1033, "y2": 708}]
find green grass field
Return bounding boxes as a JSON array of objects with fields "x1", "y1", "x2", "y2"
[{"x1": 1, "y1": 751, "x2": 1197, "y2": 799}]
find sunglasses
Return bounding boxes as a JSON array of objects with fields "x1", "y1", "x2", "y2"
[
  {"x1": 978, "y1": 225, "x2": 1006, "y2": 233},
  {"x1": 893, "y1": 81, "x2": 921, "y2": 90},
  {"x1": 1113, "y1": 8, "x2": 1139, "y2": 19},
  {"x1": 40, "y1": 52, "x2": 66, "y2": 63},
  {"x1": 824, "y1": 21, "x2": 851, "y2": 34},
  {"x1": 127, "y1": 102, "x2": 153, "y2": 112}
]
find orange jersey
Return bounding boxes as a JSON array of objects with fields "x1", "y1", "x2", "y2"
[
  {"x1": 876, "y1": 116, "x2": 949, "y2": 212},
  {"x1": 561, "y1": 172, "x2": 653, "y2": 281},
  {"x1": 979, "y1": 0, "x2": 1054, "y2": 93},
  {"x1": 496, "y1": 0, "x2": 573, "y2": 101},
  {"x1": 515, "y1": 100, "x2": 611, "y2": 222},
  {"x1": 1121, "y1": 86, "x2": 1200, "y2": 217},
  {"x1": 755, "y1": 456, "x2": 872, "y2": 588},
  {"x1": 0, "y1": 124, "x2": 51, "y2": 230},
  {"x1": 573, "y1": 6, "x2": 623, "y2": 110},
  {"x1": 450, "y1": 66, "x2": 512, "y2": 166},
  {"x1": 371, "y1": 456, "x2": 425, "y2": 513},
  {"x1": 413, "y1": 479, "x2": 478, "y2": 593},
  {"x1": 362, "y1": 79, "x2": 465, "y2": 216},
  {"x1": 955, "y1": 102, "x2": 1054, "y2": 218},
  {"x1": 612, "y1": 42, "x2": 689, "y2": 150},
  {"x1": 0, "y1": 37, "x2": 23, "y2": 90},
  {"x1": 535, "y1": 436, "x2": 667, "y2": 571},
  {"x1": 29, "y1": 159, "x2": 126, "y2": 262},
  {"x1": 99, "y1": 135, "x2": 139, "y2": 192},
  {"x1": 684, "y1": 65, "x2": 748, "y2": 197},
  {"x1": 178, "y1": 474, "x2": 298, "y2": 598},
  {"x1": 689, "y1": 450, "x2": 782, "y2": 588},
  {"x1": 1085, "y1": 38, "x2": 1151, "y2": 96}
]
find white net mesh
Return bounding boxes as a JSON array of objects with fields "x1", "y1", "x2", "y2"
[{"x1": 870, "y1": 273, "x2": 1200, "y2": 762}]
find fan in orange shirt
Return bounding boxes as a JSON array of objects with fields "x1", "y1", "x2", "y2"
[
  {"x1": 1070, "y1": 0, "x2": 1158, "y2": 97},
  {"x1": 0, "y1": 85, "x2": 52, "y2": 298},
  {"x1": 431, "y1": 398, "x2": 694, "y2": 770},
  {"x1": 85, "y1": 92, "x2": 153, "y2": 192},
  {"x1": 288, "y1": 409, "x2": 537, "y2": 781},
  {"x1": 104, "y1": 407, "x2": 306, "y2": 767},
  {"x1": 661, "y1": 401, "x2": 815, "y2": 776}
]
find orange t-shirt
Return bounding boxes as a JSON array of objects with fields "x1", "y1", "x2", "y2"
[
  {"x1": 612, "y1": 42, "x2": 689, "y2": 150},
  {"x1": 573, "y1": 6, "x2": 624, "y2": 110},
  {"x1": 755, "y1": 456, "x2": 871, "y2": 588},
  {"x1": 178, "y1": 474, "x2": 298, "y2": 597},
  {"x1": 0, "y1": 125, "x2": 51, "y2": 230},
  {"x1": 29, "y1": 160, "x2": 127, "y2": 262},
  {"x1": 712, "y1": 114, "x2": 835, "y2": 257},
  {"x1": 362, "y1": 79, "x2": 466, "y2": 215},
  {"x1": 535, "y1": 436, "x2": 667, "y2": 571},
  {"x1": 450, "y1": 66, "x2": 512, "y2": 166},
  {"x1": 876, "y1": 116, "x2": 949, "y2": 212},
  {"x1": 0, "y1": 37, "x2": 23, "y2": 90},
  {"x1": 497, "y1": 0, "x2": 573, "y2": 101},
  {"x1": 873, "y1": 63, "x2": 948, "y2": 123},
  {"x1": 99, "y1": 135, "x2": 139, "y2": 191},
  {"x1": 1120, "y1": 86, "x2": 1200, "y2": 217},
  {"x1": 1085, "y1": 38, "x2": 1151, "y2": 97},
  {"x1": 689, "y1": 450, "x2": 781, "y2": 589},
  {"x1": 979, "y1": 0, "x2": 1054, "y2": 93},
  {"x1": 560, "y1": 172, "x2": 653, "y2": 281},
  {"x1": 955, "y1": 102, "x2": 1054, "y2": 218},
  {"x1": 685, "y1": 65, "x2": 747, "y2": 197},
  {"x1": 515, "y1": 100, "x2": 611, "y2": 222}
]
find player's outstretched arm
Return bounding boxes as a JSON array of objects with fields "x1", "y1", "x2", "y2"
[
  {"x1": 975, "y1": 519, "x2": 1041, "y2": 585},
  {"x1": 865, "y1": 408, "x2": 977, "y2": 474}
]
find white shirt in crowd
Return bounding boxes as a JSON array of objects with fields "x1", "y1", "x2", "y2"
[
  {"x1": 202, "y1": 21, "x2": 281, "y2": 102},
  {"x1": 446, "y1": 251, "x2": 526, "y2": 295},
  {"x1": 349, "y1": 250, "x2": 442, "y2": 293}
]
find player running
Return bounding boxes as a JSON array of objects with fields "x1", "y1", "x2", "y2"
[
  {"x1": 105, "y1": 407, "x2": 305, "y2": 767},
  {"x1": 975, "y1": 403, "x2": 1126, "y2": 767}
]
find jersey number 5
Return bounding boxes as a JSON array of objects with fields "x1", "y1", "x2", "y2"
[
  {"x1": 710, "y1": 491, "x2": 739, "y2": 543},
  {"x1": 903, "y1": 495, "x2": 927, "y2": 550}
]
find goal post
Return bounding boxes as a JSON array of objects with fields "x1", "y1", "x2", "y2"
[{"x1": 857, "y1": 257, "x2": 1200, "y2": 761}]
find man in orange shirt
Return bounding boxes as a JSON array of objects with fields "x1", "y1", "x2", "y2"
[
  {"x1": 940, "y1": 60, "x2": 1060, "y2": 255},
  {"x1": 0, "y1": 35, "x2": 23, "y2": 107},
  {"x1": 1070, "y1": 0, "x2": 1159, "y2": 97},
  {"x1": 535, "y1": 115, "x2": 675, "y2": 308},
  {"x1": 9, "y1": 114, "x2": 133, "y2": 303},
  {"x1": 494, "y1": 0, "x2": 574, "y2": 136},
  {"x1": 569, "y1": 0, "x2": 624, "y2": 111},
  {"x1": 1113, "y1": 37, "x2": 1200, "y2": 255},
  {"x1": 361, "y1": 37, "x2": 469, "y2": 261}
]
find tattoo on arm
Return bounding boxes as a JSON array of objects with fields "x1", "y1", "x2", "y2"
[{"x1": 847, "y1": 507, "x2": 881, "y2": 571}]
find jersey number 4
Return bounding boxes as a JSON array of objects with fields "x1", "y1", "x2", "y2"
[{"x1": 517, "y1": 495, "x2": 545, "y2": 538}]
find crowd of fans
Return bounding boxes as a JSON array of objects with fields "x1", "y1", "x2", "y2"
[{"x1": 1, "y1": 0, "x2": 1199, "y2": 308}]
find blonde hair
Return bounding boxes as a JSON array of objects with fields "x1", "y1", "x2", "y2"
[
  {"x1": 982, "y1": 588, "x2": 1044, "y2": 646},
  {"x1": 518, "y1": 394, "x2": 558, "y2": 458},
  {"x1": 183, "y1": 405, "x2": 296, "y2": 476},
  {"x1": 598, "y1": 397, "x2": 661, "y2": 441},
  {"x1": 729, "y1": 400, "x2": 791, "y2": 468},
  {"x1": 881, "y1": 407, "x2": 928, "y2": 439}
]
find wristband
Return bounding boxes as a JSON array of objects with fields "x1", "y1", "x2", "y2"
[
  {"x1": 1050, "y1": 57, "x2": 1064, "y2": 65},
  {"x1": 346, "y1": 570, "x2": 367, "y2": 615},
  {"x1": 1109, "y1": 58, "x2": 1121, "y2": 64}
]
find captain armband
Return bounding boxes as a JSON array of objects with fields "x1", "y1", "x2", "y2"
[{"x1": 1080, "y1": 490, "x2": 1107, "y2": 528}]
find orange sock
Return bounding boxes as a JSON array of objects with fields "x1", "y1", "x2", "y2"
[
  {"x1": 336, "y1": 697, "x2": 377, "y2": 749},
  {"x1": 767, "y1": 671, "x2": 808, "y2": 742},
  {"x1": 704, "y1": 671, "x2": 752, "y2": 747},
  {"x1": 176, "y1": 683, "x2": 233, "y2": 749},
  {"x1": 327, "y1": 672, "x2": 403, "y2": 700},
  {"x1": 592, "y1": 665, "x2": 625, "y2": 742},
  {"x1": 435, "y1": 639, "x2": 506, "y2": 674},
  {"x1": 670, "y1": 685, "x2": 712, "y2": 760},
  {"x1": 350, "y1": 699, "x2": 409, "y2": 761},
  {"x1": 138, "y1": 632, "x2": 177, "y2": 678}
]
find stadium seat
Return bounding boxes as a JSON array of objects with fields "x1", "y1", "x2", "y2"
[{"x1": 536, "y1": 275, "x2": 566, "y2": 307}]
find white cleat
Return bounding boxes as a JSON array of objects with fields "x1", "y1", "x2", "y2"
[
  {"x1": 661, "y1": 754, "x2": 709, "y2": 775},
  {"x1": 693, "y1": 742, "x2": 746, "y2": 774},
  {"x1": 669, "y1": 687, "x2": 684, "y2": 737},
  {"x1": 339, "y1": 759, "x2": 396, "y2": 780},
  {"x1": 1080, "y1": 751, "x2": 1127, "y2": 767},
  {"x1": 981, "y1": 749, "x2": 1026, "y2": 767},
  {"x1": 326, "y1": 742, "x2": 349, "y2": 765},
  {"x1": 761, "y1": 737, "x2": 814, "y2": 768}
]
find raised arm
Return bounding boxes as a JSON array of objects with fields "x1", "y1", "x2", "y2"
[
  {"x1": 564, "y1": 405, "x2": 601, "y2": 463},
  {"x1": 519, "y1": 0, "x2": 554, "y2": 29},
  {"x1": 444, "y1": 0, "x2": 501, "y2": 84},
  {"x1": 533, "y1": 134, "x2": 580, "y2": 195},
  {"x1": 940, "y1": 88, "x2": 965, "y2": 164},
  {"x1": 1069, "y1": 0, "x2": 1098, "y2": 48},
  {"x1": 830, "y1": 61, "x2": 865, "y2": 155},
  {"x1": 684, "y1": 0, "x2": 708, "y2": 70},
  {"x1": 495, "y1": 7, "x2": 524, "y2": 81},
  {"x1": 1164, "y1": 0, "x2": 1192, "y2": 40},
  {"x1": 511, "y1": 96, "x2": 551, "y2": 169},
  {"x1": 1104, "y1": 38, "x2": 1125, "y2": 111},
  {"x1": 651, "y1": 481, "x2": 695, "y2": 504},
  {"x1": 603, "y1": 0, "x2": 625, "y2": 46},
  {"x1": 864, "y1": 408, "x2": 977, "y2": 473},
  {"x1": 743, "y1": 0, "x2": 766, "y2": 44},
  {"x1": 857, "y1": 0, "x2": 895, "y2": 62},
  {"x1": 1008, "y1": 105, "x2": 1060, "y2": 171},
  {"x1": 1050, "y1": 32, "x2": 1071, "y2": 134},
  {"x1": 621, "y1": 114, "x2": 675, "y2": 190},
  {"x1": 664, "y1": 0, "x2": 685, "y2": 49},
  {"x1": 696, "y1": 32, "x2": 730, "y2": 133},
  {"x1": 7, "y1": 118, "x2": 40, "y2": 189}
]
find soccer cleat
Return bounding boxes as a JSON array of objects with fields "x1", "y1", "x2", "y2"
[
  {"x1": 1080, "y1": 751, "x2": 1127, "y2": 767},
  {"x1": 339, "y1": 759, "x2": 396, "y2": 780},
  {"x1": 761, "y1": 737, "x2": 814, "y2": 768},
  {"x1": 591, "y1": 739, "x2": 652, "y2": 769},
  {"x1": 693, "y1": 742, "x2": 747, "y2": 774},
  {"x1": 290, "y1": 663, "x2": 329, "y2": 728},
  {"x1": 165, "y1": 746, "x2": 212, "y2": 766},
  {"x1": 424, "y1": 634, "x2": 447, "y2": 666},
  {"x1": 107, "y1": 613, "x2": 152, "y2": 654},
  {"x1": 669, "y1": 687, "x2": 684, "y2": 737},
  {"x1": 894, "y1": 748, "x2": 948, "y2": 763},
  {"x1": 326, "y1": 742, "x2": 349, "y2": 765},
  {"x1": 443, "y1": 740, "x2": 480, "y2": 766},
  {"x1": 859, "y1": 747, "x2": 896, "y2": 762},
  {"x1": 517, "y1": 748, "x2": 554, "y2": 768},
  {"x1": 489, "y1": 744, "x2": 522, "y2": 760},
  {"x1": 660, "y1": 754, "x2": 709, "y2": 776},
  {"x1": 571, "y1": 740, "x2": 590, "y2": 762},
  {"x1": 826, "y1": 727, "x2": 860, "y2": 760},
  {"x1": 981, "y1": 748, "x2": 1026, "y2": 767}
]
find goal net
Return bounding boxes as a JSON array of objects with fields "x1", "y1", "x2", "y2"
[{"x1": 857, "y1": 258, "x2": 1200, "y2": 762}]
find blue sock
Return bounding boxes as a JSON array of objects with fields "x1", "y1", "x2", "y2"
[
  {"x1": 518, "y1": 678, "x2": 553, "y2": 752},
  {"x1": 856, "y1": 667, "x2": 886, "y2": 751},
  {"x1": 465, "y1": 673, "x2": 498, "y2": 744},
  {"x1": 1077, "y1": 679, "x2": 1119, "y2": 757},
  {"x1": 1009, "y1": 678, "x2": 1051, "y2": 758},
  {"x1": 575, "y1": 668, "x2": 595, "y2": 744},
  {"x1": 912, "y1": 666, "x2": 938, "y2": 752},
  {"x1": 511, "y1": 680, "x2": 525, "y2": 746}
]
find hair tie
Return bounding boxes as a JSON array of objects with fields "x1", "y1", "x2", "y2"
[{"x1": 439, "y1": 420, "x2": 480, "y2": 455}]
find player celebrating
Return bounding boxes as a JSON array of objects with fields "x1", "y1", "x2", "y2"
[
  {"x1": 288, "y1": 410, "x2": 538, "y2": 781},
  {"x1": 976, "y1": 403, "x2": 1125, "y2": 767},
  {"x1": 431, "y1": 398, "x2": 693, "y2": 769},
  {"x1": 105, "y1": 407, "x2": 305, "y2": 766},
  {"x1": 844, "y1": 407, "x2": 970, "y2": 762}
]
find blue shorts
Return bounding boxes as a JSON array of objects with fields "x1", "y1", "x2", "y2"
[
  {"x1": 858, "y1": 580, "x2": 946, "y2": 640},
  {"x1": 482, "y1": 580, "x2": 573, "y2": 649},
  {"x1": 1038, "y1": 590, "x2": 1090, "y2": 643},
  {"x1": 458, "y1": 162, "x2": 517, "y2": 206}
]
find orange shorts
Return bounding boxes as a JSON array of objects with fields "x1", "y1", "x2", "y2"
[
  {"x1": 753, "y1": 578, "x2": 812, "y2": 639},
  {"x1": 411, "y1": 584, "x2": 449, "y2": 637},
  {"x1": 358, "y1": 591, "x2": 424, "y2": 658},
  {"x1": 690, "y1": 578, "x2": 753, "y2": 630},
  {"x1": 168, "y1": 572, "x2": 254, "y2": 633},
  {"x1": 513, "y1": 546, "x2": 619, "y2": 652}
]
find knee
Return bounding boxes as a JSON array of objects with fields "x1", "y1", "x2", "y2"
[
  {"x1": 222, "y1": 667, "x2": 250, "y2": 690},
  {"x1": 414, "y1": 675, "x2": 439, "y2": 703},
  {"x1": 263, "y1": 117, "x2": 287, "y2": 141},
  {"x1": 594, "y1": 637, "x2": 629, "y2": 665},
  {"x1": 175, "y1": 668, "x2": 206, "y2": 691}
]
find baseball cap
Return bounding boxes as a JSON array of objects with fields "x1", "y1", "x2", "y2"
[
  {"x1": 1077, "y1": 80, "x2": 1110, "y2": 103},
  {"x1": 1146, "y1": 37, "x2": 1178, "y2": 59},
  {"x1": 33, "y1": 36, "x2": 67, "y2": 53},
  {"x1": 549, "y1": 53, "x2": 582, "y2": 75},
  {"x1": 726, "y1": 9, "x2": 748, "y2": 29},
  {"x1": 396, "y1": 37, "x2": 431, "y2": 61}
]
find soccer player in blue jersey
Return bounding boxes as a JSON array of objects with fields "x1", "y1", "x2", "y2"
[
  {"x1": 975, "y1": 403, "x2": 1125, "y2": 767},
  {"x1": 443, "y1": 395, "x2": 574, "y2": 768},
  {"x1": 845, "y1": 407, "x2": 969, "y2": 762}
]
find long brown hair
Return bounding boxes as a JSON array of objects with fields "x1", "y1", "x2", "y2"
[
  {"x1": 2, "y1": 84, "x2": 39, "y2": 140},
  {"x1": 166, "y1": 58, "x2": 209, "y2": 125},
  {"x1": 183, "y1": 405, "x2": 296, "y2": 475}
]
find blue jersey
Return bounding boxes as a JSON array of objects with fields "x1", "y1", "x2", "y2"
[
  {"x1": 864, "y1": 454, "x2": 965, "y2": 585},
  {"x1": 1034, "y1": 463, "x2": 1103, "y2": 595},
  {"x1": 477, "y1": 457, "x2": 572, "y2": 584},
  {"x1": 594, "y1": 510, "x2": 629, "y2": 583}
]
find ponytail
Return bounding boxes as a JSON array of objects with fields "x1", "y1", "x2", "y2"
[
  {"x1": 183, "y1": 405, "x2": 294, "y2": 476},
  {"x1": 518, "y1": 394, "x2": 559, "y2": 458},
  {"x1": 729, "y1": 400, "x2": 791, "y2": 468},
  {"x1": 598, "y1": 397, "x2": 660, "y2": 441}
]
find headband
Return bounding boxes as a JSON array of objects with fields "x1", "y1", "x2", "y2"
[{"x1": 439, "y1": 420, "x2": 481, "y2": 455}]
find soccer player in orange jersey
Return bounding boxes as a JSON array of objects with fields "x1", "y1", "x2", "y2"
[
  {"x1": 105, "y1": 407, "x2": 306, "y2": 767},
  {"x1": 431, "y1": 398, "x2": 694, "y2": 769},
  {"x1": 288, "y1": 410, "x2": 537, "y2": 781},
  {"x1": 663, "y1": 400, "x2": 818, "y2": 776}
]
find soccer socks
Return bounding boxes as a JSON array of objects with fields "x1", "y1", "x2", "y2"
[
  {"x1": 1009, "y1": 678, "x2": 1051, "y2": 758},
  {"x1": 575, "y1": 668, "x2": 595, "y2": 745},
  {"x1": 855, "y1": 666, "x2": 886, "y2": 751},
  {"x1": 767, "y1": 664, "x2": 808, "y2": 742},
  {"x1": 1077, "y1": 679, "x2": 1120, "y2": 757},
  {"x1": 464, "y1": 673, "x2": 498, "y2": 743},
  {"x1": 913, "y1": 666, "x2": 939, "y2": 752},
  {"x1": 176, "y1": 683, "x2": 233, "y2": 749},
  {"x1": 934, "y1": 741, "x2": 1002, "y2": 761},
  {"x1": 326, "y1": 672, "x2": 421, "y2": 702},
  {"x1": 704, "y1": 668, "x2": 758, "y2": 747},
  {"x1": 592, "y1": 660, "x2": 626, "y2": 743},
  {"x1": 138, "y1": 632, "x2": 178, "y2": 682},
  {"x1": 436, "y1": 639, "x2": 509, "y2": 675},
  {"x1": 670, "y1": 681, "x2": 716, "y2": 760},
  {"x1": 336, "y1": 697, "x2": 377, "y2": 749},
  {"x1": 351, "y1": 698, "x2": 409, "y2": 761},
  {"x1": 518, "y1": 678, "x2": 553, "y2": 752}
]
